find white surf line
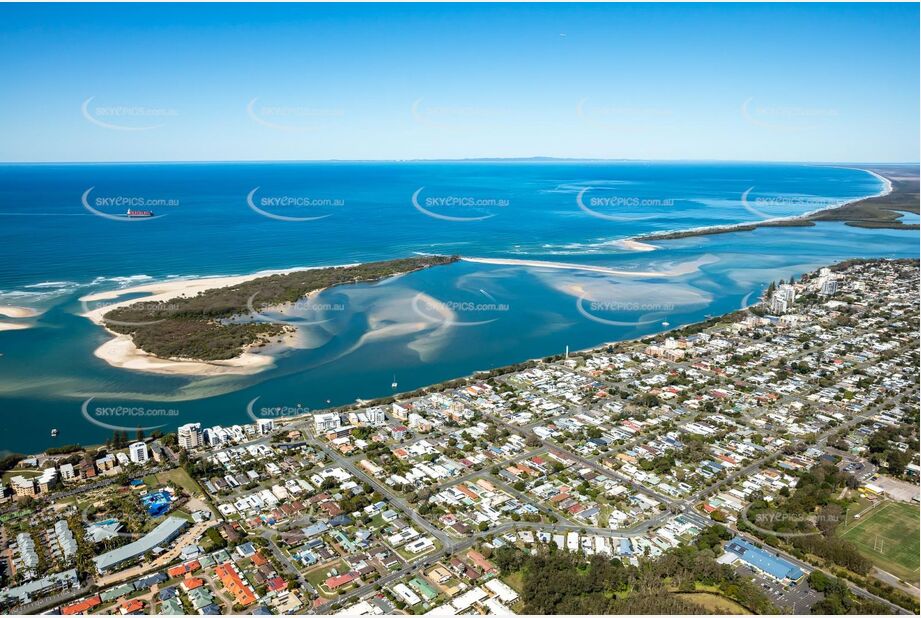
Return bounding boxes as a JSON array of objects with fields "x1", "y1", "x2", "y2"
[
  {"x1": 823, "y1": 165, "x2": 893, "y2": 198},
  {"x1": 623, "y1": 166, "x2": 896, "y2": 244},
  {"x1": 460, "y1": 255, "x2": 716, "y2": 278}
]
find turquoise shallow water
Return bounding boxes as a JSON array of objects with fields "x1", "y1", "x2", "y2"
[{"x1": 0, "y1": 162, "x2": 916, "y2": 454}]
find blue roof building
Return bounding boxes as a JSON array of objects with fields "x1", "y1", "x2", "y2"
[
  {"x1": 159, "y1": 587, "x2": 178, "y2": 601},
  {"x1": 140, "y1": 491, "x2": 173, "y2": 517},
  {"x1": 330, "y1": 514, "x2": 352, "y2": 527},
  {"x1": 725, "y1": 537, "x2": 804, "y2": 582},
  {"x1": 134, "y1": 572, "x2": 167, "y2": 590}
]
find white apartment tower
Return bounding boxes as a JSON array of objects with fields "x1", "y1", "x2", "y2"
[
  {"x1": 128, "y1": 441, "x2": 148, "y2": 464},
  {"x1": 177, "y1": 423, "x2": 202, "y2": 449}
]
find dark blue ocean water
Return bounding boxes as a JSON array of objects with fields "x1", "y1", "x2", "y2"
[{"x1": 0, "y1": 162, "x2": 916, "y2": 454}]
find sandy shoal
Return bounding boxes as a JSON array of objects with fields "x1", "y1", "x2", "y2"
[
  {"x1": 613, "y1": 239, "x2": 659, "y2": 252},
  {"x1": 0, "y1": 321, "x2": 31, "y2": 332},
  {"x1": 461, "y1": 254, "x2": 716, "y2": 278},
  {"x1": 79, "y1": 268, "x2": 326, "y2": 376},
  {"x1": 93, "y1": 335, "x2": 275, "y2": 376},
  {"x1": 0, "y1": 305, "x2": 40, "y2": 318}
]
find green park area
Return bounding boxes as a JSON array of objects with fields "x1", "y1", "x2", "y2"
[{"x1": 839, "y1": 500, "x2": 920, "y2": 584}]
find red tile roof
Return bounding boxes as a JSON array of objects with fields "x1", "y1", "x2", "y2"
[
  {"x1": 61, "y1": 596, "x2": 101, "y2": 615},
  {"x1": 325, "y1": 572, "x2": 358, "y2": 590}
]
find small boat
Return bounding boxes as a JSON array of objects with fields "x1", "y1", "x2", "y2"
[
  {"x1": 51, "y1": 428, "x2": 58, "y2": 438},
  {"x1": 661, "y1": 321, "x2": 670, "y2": 327},
  {"x1": 391, "y1": 375, "x2": 398, "y2": 389}
]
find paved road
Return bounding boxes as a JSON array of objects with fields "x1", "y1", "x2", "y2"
[
  {"x1": 256, "y1": 527, "x2": 309, "y2": 588},
  {"x1": 95, "y1": 519, "x2": 217, "y2": 588},
  {"x1": 12, "y1": 583, "x2": 94, "y2": 615},
  {"x1": 312, "y1": 516, "x2": 673, "y2": 615},
  {"x1": 0, "y1": 464, "x2": 171, "y2": 516},
  {"x1": 310, "y1": 400, "x2": 913, "y2": 615},
  {"x1": 870, "y1": 567, "x2": 921, "y2": 602},
  {"x1": 184, "y1": 313, "x2": 917, "y2": 615},
  {"x1": 722, "y1": 522, "x2": 913, "y2": 615},
  {"x1": 305, "y1": 434, "x2": 452, "y2": 548}
]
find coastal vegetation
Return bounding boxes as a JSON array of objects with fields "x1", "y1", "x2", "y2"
[
  {"x1": 811, "y1": 170, "x2": 919, "y2": 229},
  {"x1": 101, "y1": 255, "x2": 458, "y2": 361},
  {"x1": 637, "y1": 167, "x2": 918, "y2": 242},
  {"x1": 490, "y1": 526, "x2": 780, "y2": 614},
  {"x1": 807, "y1": 571, "x2": 894, "y2": 615},
  {"x1": 738, "y1": 460, "x2": 920, "y2": 613},
  {"x1": 741, "y1": 461, "x2": 872, "y2": 574}
]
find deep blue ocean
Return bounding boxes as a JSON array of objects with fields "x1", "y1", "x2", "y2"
[{"x1": 0, "y1": 162, "x2": 917, "y2": 454}]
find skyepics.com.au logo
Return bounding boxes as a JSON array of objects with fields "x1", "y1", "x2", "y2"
[
  {"x1": 740, "y1": 97, "x2": 838, "y2": 132},
  {"x1": 246, "y1": 187, "x2": 344, "y2": 222},
  {"x1": 81, "y1": 97, "x2": 178, "y2": 131},
  {"x1": 740, "y1": 187, "x2": 835, "y2": 222},
  {"x1": 739, "y1": 290, "x2": 758, "y2": 313},
  {"x1": 411, "y1": 289, "x2": 508, "y2": 328},
  {"x1": 246, "y1": 98, "x2": 345, "y2": 132},
  {"x1": 81, "y1": 397, "x2": 180, "y2": 432},
  {"x1": 576, "y1": 98, "x2": 673, "y2": 132},
  {"x1": 742, "y1": 506, "x2": 844, "y2": 539},
  {"x1": 246, "y1": 396, "x2": 310, "y2": 422},
  {"x1": 245, "y1": 291, "x2": 345, "y2": 327},
  {"x1": 81, "y1": 187, "x2": 177, "y2": 222},
  {"x1": 576, "y1": 295, "x2": 675, "y2": 327},
  {"x1": 412, "y1": 187, "x2": 509, "y2": 222},
  {"x1": 576, "y1": 187, "x2": 673, "y2": 222},
  {"x1": 81, "y1": 299, "x2": 186, "y2": 327}
]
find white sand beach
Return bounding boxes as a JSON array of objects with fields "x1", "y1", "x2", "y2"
[
  {"x1": 80, "y1": 270, "x2": 308, "y2": 376},
  {"x1": 627, "y1": 167, "x2": 896, "y2": 243},
  {"x1": 93, "y1": 335, "x2": 275, "y2": 376},
  {"x1": 80, "y1": 264, "x2": 362, "y2": 376},
  {"x1": 461, "y1": 254, "x2": 716, "y2": 278},
  {"x1": 0, "y1": 321, "x2": 32, "y2": 332},
  {"x1": 614, "y1": 239, "x2": 658, "y2": 252},
  {"x1": 0, "y1": 305, "x2": 40, "y2": 318},
  {"x1": 0, "y1": 306, "x2": 40, "y2": 332}
]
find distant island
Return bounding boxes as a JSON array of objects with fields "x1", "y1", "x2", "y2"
[
  {"x1": 97, "y1": 255, "x2": 458, "y2": 363},
  {"x1": 634, "y1": 166, "x2": 919, "y2": 242}
]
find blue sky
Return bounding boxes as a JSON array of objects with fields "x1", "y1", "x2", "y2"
[{"x1": 0, "y1": 3, "x2": 917, "y2": 162}]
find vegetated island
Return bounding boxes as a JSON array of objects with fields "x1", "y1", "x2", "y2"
[
  {"x1": 96, "y1": 255, "x2": 458, "y2": 364},
  {"x1": 634, "y1": 166, "x2": 919, "y2": 242}
]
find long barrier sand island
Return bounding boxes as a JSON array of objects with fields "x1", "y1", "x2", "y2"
[{"x1": 81, "y1": 255, "x2": 458, "y2": 376}]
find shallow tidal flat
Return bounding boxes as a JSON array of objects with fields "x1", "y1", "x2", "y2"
[
  {"x1": 80, "y1": 256, "x2": 458, "y2": 376},
  {"x1": 1, "y1": 162, "x2": 918, "y2": 453}
]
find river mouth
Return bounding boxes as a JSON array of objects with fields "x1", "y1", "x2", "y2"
[{"x1": 0, "y1": 163, "x2": 917, "y2": 454}]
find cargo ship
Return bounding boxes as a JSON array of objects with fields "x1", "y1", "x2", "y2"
[{"x1": 126, "y1": 209, "x2": 154, "y2": 218}]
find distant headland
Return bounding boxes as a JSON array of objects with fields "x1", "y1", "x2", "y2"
[{"x1": 631, "y1": 166, "x2": 919, "y2": 242}]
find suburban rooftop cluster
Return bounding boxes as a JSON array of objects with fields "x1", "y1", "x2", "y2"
[{"x1": 0, "y1": 259, "x2": 917, "y2": 615}]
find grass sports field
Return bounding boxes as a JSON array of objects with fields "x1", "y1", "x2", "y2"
[{"x1": 839, "y1": 500, "x2": 920, "y2": 584}]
